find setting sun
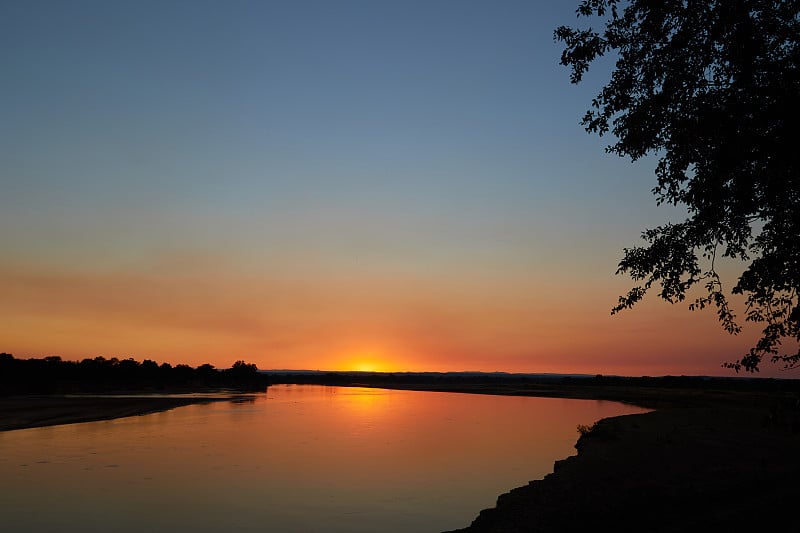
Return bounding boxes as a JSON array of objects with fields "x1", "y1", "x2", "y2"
[
  {"x1": 352, "y1": 362, "x2": 380, "y2": 372},
  {"x1": 337, "y1": 349, "x2": 398, "y2": 373}
]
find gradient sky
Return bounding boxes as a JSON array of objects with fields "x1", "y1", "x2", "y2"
[{"x1": 0, "y1": 0, "x2": 776, "y2": 376}]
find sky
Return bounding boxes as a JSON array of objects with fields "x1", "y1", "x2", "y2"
[{"x1": 0, "y1": 0, "x2": 779, "y2": 376}]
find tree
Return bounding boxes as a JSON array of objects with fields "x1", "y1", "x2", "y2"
[
  {"x1": 228, "y1": 360, "x2": 258, "y2": 376},
  {"x1": 556, "y1": 0, "x2": 800, "y2": 371}
]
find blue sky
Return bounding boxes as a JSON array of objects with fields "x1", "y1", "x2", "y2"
[{"x1": 0, "y1": 1, "x2": 764, "y2": 375}]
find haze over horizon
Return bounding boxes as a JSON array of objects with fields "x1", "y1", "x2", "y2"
[{"x1": 1, "y1": 1, "x2": 776, "y2": 377}]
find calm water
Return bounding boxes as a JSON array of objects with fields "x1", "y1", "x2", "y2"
[{"x1": 0, "y1": 386, "x2": 647, "y2": 532}]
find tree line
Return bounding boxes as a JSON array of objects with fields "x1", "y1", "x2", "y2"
[{"x1": 0, "y1": 353, "x2": 267, "y2": 394}]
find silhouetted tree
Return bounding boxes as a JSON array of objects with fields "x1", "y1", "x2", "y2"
[
  {"x1": 556, "y1": 0, "x2": 800, "y2": 371},
  {"x1": 225, "y1": 360, "x2": 259, "y2": 385},
  {"x1": 229, "y1": 360, "x2": 258, "y2": 374},
  {"x1": 196, "y1": 363, "x2": 218, "y2": 387}
]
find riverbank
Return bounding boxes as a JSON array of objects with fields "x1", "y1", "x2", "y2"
[
  {"x1": 265, "y1": 371, "x2": 798, "y2": 410},
  {"x1": 448, "y1": 405, "x2": 800, "y2": 532},
  {"x1": 0, "y1": 395, "x2": 236, "y2": 432}
]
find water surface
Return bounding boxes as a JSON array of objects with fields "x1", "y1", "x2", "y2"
[{"x1": 0, "y1": 385, "x2": 647, "y2": 532}]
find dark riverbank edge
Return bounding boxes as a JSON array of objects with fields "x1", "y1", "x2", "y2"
[{"x1": 445, "y1": 406, "x2": 800, "y2": 532}]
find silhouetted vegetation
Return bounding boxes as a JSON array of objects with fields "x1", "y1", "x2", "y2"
[
  {"x1": 0, "y1": 353, "x2": 268, "y2": 394},
  {"x1": 5, "y1": 352, "x2": 796, "y2": 404},
  {"x1": 557, "y1": 1, "x2": 800, "y2": 372}
]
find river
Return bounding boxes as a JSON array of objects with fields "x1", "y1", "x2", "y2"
[{"x1": 0, "y1": 385, "x2": 647, "y2": 532}]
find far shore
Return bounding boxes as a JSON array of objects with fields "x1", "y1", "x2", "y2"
[{"x1": 2, "y1": 372, "x2": 797, "y2": 432}]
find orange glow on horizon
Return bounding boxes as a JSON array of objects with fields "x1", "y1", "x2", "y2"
[
  {"x1": 334, "y1": 348, "x2": 403, "y2": 373},
  {"x1": 0, "y1": 261, "x2": 789, "y2": 378}
]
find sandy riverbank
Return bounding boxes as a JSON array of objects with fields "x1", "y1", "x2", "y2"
[{"x1": 0, "y1": 395, "x2": 232, "y2": 432}]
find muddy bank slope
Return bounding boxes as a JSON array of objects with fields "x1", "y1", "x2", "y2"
[{"x1": 449, "y1": 406, "x2": 800, "y2": 532}]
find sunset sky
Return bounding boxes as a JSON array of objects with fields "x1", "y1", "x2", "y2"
[{"x1": 0, "y1": 0, "x2": 776, "y2": 376}]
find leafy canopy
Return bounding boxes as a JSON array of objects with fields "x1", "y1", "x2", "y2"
[{"x1": 555, "y1": 0, "x2": 800, "y2": 371}]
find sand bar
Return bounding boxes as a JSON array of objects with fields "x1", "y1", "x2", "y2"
[{"x1": 0, "y1": 395, "x2": 231, "y2": 432}]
